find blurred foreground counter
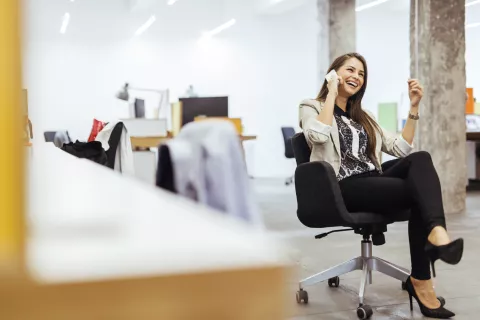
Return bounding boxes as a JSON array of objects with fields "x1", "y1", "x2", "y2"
[{"x1": 0, "y1": 144, "x2": 289, "y2": 320}]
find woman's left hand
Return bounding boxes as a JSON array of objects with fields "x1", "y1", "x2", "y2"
[{"x1": 408, "y1": 79, "x2": 423, "y2": 107}]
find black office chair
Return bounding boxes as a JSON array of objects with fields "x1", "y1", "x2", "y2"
[
  {"x1": 292, "y1": 132, "x2": 411, "y2": 319},
  {"x1": 281, "y1": 127, "x2": 296, "y2": 185},
  {"x1": 105, "y1": 122, "x2": 125, "y2": 170},
  {"x1": 44, "y1": 130, "x2": 72, "y2": 146},
  {"x1": 44, "y1": 131, "x2": 58, "y2": 142}
]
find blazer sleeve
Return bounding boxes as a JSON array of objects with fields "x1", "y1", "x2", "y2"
[
  {"x1": 366, "y1": 111, "x2": 413, "y2": 158},
  {"x1": 299, "y1": 102, "x2": 332, "y2": 145}
]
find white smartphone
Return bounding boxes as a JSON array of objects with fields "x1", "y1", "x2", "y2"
[{"x1": 325, "y1": 70, "x2": 339, "y2": 84}]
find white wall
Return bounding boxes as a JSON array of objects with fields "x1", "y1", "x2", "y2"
[
  {"x1": 23, "y1": 0, "x2": 317, "y2": 178},
  {"x1": 357, "y1": 2, "x2": 480, "y2": 119},
  {"x1": 466, "y1": 30, "x2": 480, "y2": 94},
  {"x1": 357, "y1": 2, "x2": 480, "y2": 166},
  {"x1": 357, "y1": 5, "x2": 411, "y2": 120},
  {"x1": 23, "y1": 0, "x2": 480, "y2": 178}
]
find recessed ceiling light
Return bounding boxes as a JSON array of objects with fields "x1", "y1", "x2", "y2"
[
  {"x1": 466, "y1": 22, "x2": 480, "y2": 29},
  {"x1": 355, "y1": 0, "x2": 393, "y2": 12},
  {"x1": 135, "y1": 15, "x2": 156, "y2": 36},
  {"x1": 201, "y1": 18, "x2": 236, "y2": 40},
  {"x1": 168, "y1": 0, "x2": 179, "y2": 5},
  {"x1": 466, "y1": 0, "x2": 480, "y2": 7},
  {"x1": 60, "y1": 12, "x2": 70, "y2": 34}
]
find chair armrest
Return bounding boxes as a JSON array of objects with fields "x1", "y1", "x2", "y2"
[{"x1": 294, "y1": 161, "x2": 352, "y2": 228}]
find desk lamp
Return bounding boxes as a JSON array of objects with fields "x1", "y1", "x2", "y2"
[{"x1": 115, "y1": 83, "x2": 169, "y2": 119}]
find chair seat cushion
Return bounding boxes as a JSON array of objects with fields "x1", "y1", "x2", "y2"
[{"x1": 347, "y1": 209, "x2": 410, "y2": 227}]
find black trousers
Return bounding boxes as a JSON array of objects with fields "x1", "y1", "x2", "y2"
[{"x1": 339, "y1": 151, "x2": 446, "y2": 280}]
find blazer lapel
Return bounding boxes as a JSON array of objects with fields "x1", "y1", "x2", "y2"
[
  {"x1": 330, "y1": 119, "x2": 341, "y2": 157},
  {"x1": 314, "y1": 100, "x2": 341, "y2": 157}
]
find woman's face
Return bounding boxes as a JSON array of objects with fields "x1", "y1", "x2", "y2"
[{"x1": 336, "y1": 57, "x2": 365, "y2": 98}]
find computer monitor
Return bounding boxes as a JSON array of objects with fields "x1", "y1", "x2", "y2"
[
  {"x1": 134, "y1": 98, "x2": 146, "y2": 118},
  {"x1": 179, "y1": 97, "x2": 228, "y2": 126}
]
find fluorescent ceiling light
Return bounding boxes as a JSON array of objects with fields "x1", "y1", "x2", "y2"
[
  {"x1": 135, "y1": 15, "x2": 156, "y2": 36},
  {"x1": 466, "y1": 22, "x2": 480, "y2": 29},
  {"x1": 466, "y1": 0, "x2": 480, "y2": 7},
  {"x1": 203, "y1": 19, "x2": 236, "y2": 38},
  {"x1": 355, "y1": 0, "x2": 392, "y2": 12},
  {"x1": 167, "y1": 0, "x2": 179, "y2": 5},
  {"x1": 60, "y1": 12, "x2": 70, "y2": 34}
]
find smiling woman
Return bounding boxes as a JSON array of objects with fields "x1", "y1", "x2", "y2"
[
  {"x1": 299, "y1": 51, "x2": 462, "y2": 319},
  {"x1": 314, "y1": 53, "x2": 381, "y2": 165}
]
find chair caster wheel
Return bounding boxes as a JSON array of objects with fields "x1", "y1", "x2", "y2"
[
  {"x1": 401, "y1": 281, "x2": 407, "y2": 291},
  {"x1": 357, "y1": 305, "x2": 373, "y2": 319},
  {"x1": 296, "y1": 289, "x2": 308, "y2": 304},
  {"x1": 328, "y1": 276, "x2": 340, "y2": 288},
  {"x1": 438, "y1": 296, "x2": 446, "y2": 307}
]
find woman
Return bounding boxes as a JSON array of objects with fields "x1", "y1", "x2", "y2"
[{"x1": 299, "y1": 52, "x2": 463, "y2": 319}]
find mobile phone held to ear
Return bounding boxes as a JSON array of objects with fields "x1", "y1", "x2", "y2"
[{"x1": 325, "y1": 70, "x2": 339, "y2": 84}]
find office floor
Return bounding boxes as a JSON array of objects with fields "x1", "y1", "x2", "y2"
[{"x1": 255, "y1": 179, "x2": 480, "y2": 320}]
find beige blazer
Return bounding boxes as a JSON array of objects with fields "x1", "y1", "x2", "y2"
[{"x1": 299, "y1": 99, "x2": 413, "y2": 176}]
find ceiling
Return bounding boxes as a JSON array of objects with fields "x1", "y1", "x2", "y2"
[{"x1": 23, "y1": 0, "x2": 479, "y2": 44}]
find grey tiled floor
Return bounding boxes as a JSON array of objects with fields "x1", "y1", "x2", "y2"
[{"x1": 255, "y1": 179, "x2": 480, "y2": 319}]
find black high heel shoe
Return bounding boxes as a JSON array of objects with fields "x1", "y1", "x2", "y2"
[
  {"x1": 425, "y1": 238, "x2": 464, "y2": 277},
  {"x1": 405, "y1": 277, "x2": 455, "y2": 319}
]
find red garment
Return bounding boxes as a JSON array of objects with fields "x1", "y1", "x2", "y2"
[{"x1": 87, "y1": 119, "x2": 107, "y2": 142}]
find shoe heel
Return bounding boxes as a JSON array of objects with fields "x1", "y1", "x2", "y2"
[
  {"x1": 431, "y1": 261, "x2": 436, "y2": 278},
  {"x1": 406, "y1": 277, "x2": 455, "y2": 318}
]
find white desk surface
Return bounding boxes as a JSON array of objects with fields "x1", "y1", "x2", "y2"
[{"x1": 27, "y1": 144, "x2": 286, "y2": 284}]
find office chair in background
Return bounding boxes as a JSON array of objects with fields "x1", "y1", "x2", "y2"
[
  {"x1": 281, "y1": 127, "x2": 296, "y2": 185},
  {"x1": 44, "y1": 131, "x2": 58, "y2": 142},
  {"x1": 292, "y1": 132, "x2": 416, "y2": 319},
  {"x1": 44, "y1": 131, "x2": 72, "y2": 147}
]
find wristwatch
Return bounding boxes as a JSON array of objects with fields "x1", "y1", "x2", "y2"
[{"x1": 408, "y1": 112, "x2": 420, "y2": 120}]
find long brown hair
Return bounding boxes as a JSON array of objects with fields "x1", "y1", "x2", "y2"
[{"x1": 317, "y1": 52, "x2": 381, "y2": 162}]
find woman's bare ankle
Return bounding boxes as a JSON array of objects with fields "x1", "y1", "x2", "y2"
[
  {"x1": 410, "y1": 277, "x2": 441, "y2": 309},
  {"x1": 427, "y1": 226, "x2": 451, "y2": 246}
]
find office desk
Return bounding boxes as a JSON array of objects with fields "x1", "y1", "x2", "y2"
[
  {"x1": 240, "y1": 135, "x2": 258, "y2": 142},
  {"x1": 467, "y1": 131, "x2": 480, "y2": 191},
  {"x1": 467, "y1": 131, "x2": 480, "y2": 141},
  {"x1": 0, "y1": 144, "x2": 287, "y2": 319},
  {"x1": 130, "y1": 136, "x2": 171, "y2": 149},
  {"x1": 130, "y1": 135, "x2": 257, "y2": 184},
  {"x1": 131, "y1": 135, "x2": 257, "y2": 149}
]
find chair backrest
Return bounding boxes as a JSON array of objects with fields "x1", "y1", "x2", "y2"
[
  {"x1": 105, "y1": 122, "x2": 125, "y2": 169},
  {"x1": 281, "y1": 127, "x2": 296, "y2": 159},
  {"x1": 53, "y1": 131, "x2": 72, "y2": 148},
  {"x1": 291, "y1": 132, "x2": 311, "y2": 165},
  {"x1": 44, "y1": 131, "x2": 57, "y2": 142},
  {"x1": 44, "y1": 130, "x2": 72, "y2": 143}
]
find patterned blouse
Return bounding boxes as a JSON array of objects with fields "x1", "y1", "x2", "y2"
[{"x1": 334, "y1": 105, "x2": 377, "y2": 181}]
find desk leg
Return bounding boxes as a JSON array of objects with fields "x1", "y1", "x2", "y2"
[
  {"x1": 467, "y1": 141, "x2": 480, "y2": 191},
  {"x1": 240, "y1": 141, "x2": 254, "y2": 179}
]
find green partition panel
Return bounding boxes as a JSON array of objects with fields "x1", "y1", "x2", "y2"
[{"x1": 378, "y1": 102, "x2": 398, "y2": 133}]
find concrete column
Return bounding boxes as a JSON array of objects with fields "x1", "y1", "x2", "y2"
[
  {"x1": 329, "y1": 0, "x2": 356, "y2": 60},
  {"x1": 317, "y1": 0, "x2": 330, "y2": 85},
  {"x1": 410, "y1": 0, "x2": 467, "y2": 214},
  {"x1": 317, "y1": 0, "x2": 356, "y2": 85}
]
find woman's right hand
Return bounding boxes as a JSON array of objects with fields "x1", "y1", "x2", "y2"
[{"x1": 327, "y1": 74, "x2": 343, "y2": 97}]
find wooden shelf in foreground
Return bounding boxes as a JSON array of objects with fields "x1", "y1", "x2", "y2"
[
  {"x1": 131, "y1": 134, "x2": 257, "y2": 149},
  {"x1": 0, "y1": 144, "x2": 288, "y2": 320}
]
